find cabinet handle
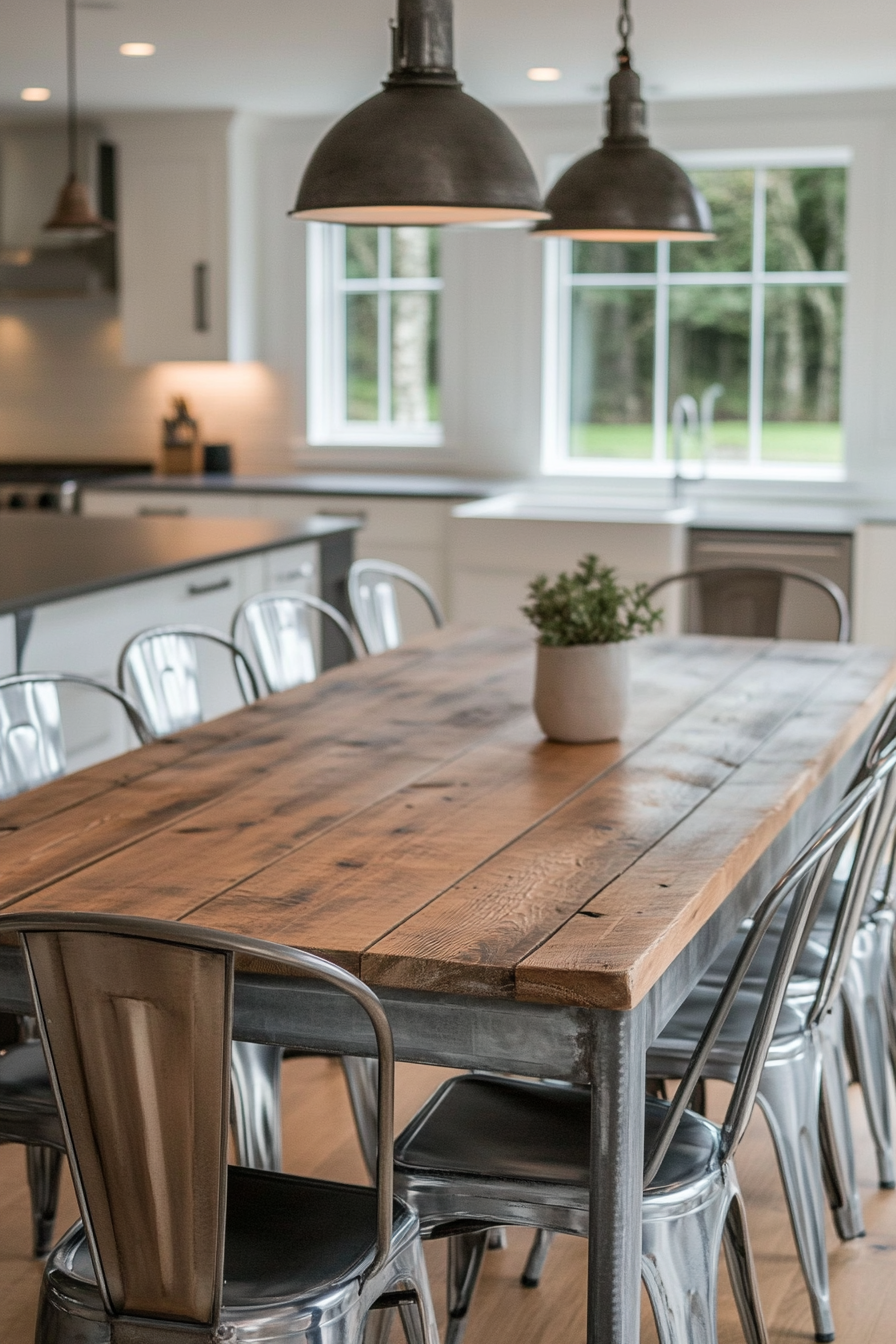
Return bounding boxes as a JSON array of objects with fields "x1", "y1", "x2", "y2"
[
  {"x1": 139, "y1": 507, "x2": 189, "y2": 517},
  {"x1": 187, "y1": 577, "x2": 232, "y2": 596},
  {"x1": 277, "y1": 565, "x2": 315, "y2": 581},
  {"x1": 193, "y1": 262, "x2": 209, "y2": 332}
]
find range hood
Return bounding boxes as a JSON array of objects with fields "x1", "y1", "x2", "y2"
[{"x1": 0, "y1": 123, "x2": 115, "y2": 298}]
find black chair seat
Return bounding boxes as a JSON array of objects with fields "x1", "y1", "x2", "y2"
[
  {"x1": 0, "y1": 1040, "x2": 64, "y2": 1148},
  {"x1": 394, "y1": 1074, "x2": 720, "y2": 1196},
  {"x1": 64, "y1": 1168, "x2": 415, "y2": 1306},
  {"x1": 653, "y1": 985, "x2": 807, "y2": 1064}
]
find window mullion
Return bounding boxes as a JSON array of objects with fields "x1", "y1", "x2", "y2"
[
  {"x1": 378, "y1": 228, "x2": 391, "y2": 425},
  {"x1": 653, "y1": 241, "x2": 670, "y2": 465},
  {"x1": 748, "y1": 168, "x2": 767, "y2": 468}
]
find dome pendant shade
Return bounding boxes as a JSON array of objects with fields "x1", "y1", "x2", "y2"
[
  {"x1": 45, "y1": 173, "x2": 109, "y2": 235},
  {"x1": 291, "y1": 0, "x2": 547, "y2": 226},
  {"x1": 44, "y1": 0, "x2": 113, "y2": 237},
  {"x1": 533, "y1": 56, "x2": 713, "y2": 240}
]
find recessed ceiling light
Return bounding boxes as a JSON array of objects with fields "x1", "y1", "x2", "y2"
[
  {"x1": 119, "y1": 42, "x2": 156, "y2": 56},
  {"x1": 527, "y1": 67, "x2": 562, "y2": 82},
  {"x1": 21, "y1": 87, "x2": 51, "y2": 101}
]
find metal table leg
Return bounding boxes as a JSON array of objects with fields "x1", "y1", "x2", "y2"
[{"x1": 588, "y1": 1005, "x2": 647, "y2": 1344}]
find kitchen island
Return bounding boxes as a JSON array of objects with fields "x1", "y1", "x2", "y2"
[{"x1": 0, "y1": 512, "x2": 359, "y2": 770}]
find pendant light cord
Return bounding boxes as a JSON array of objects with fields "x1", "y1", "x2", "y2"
[
  {"x1": 66, "y1": 0, "x2": 78, "y2": 178},
  {"x1": 616, "y1": 0, "x2": 632, "y2": 64}
]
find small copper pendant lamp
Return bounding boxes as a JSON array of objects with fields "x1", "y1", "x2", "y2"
[
  {"x1": 45, "y1": 0, "x2": 111, "y2": 235},
  {"x1": 291, "y1": 0, "x2": 547, "y2": 226},
  {"x1": 533, "y1": 0, "x2": 713, "y2": 241}
]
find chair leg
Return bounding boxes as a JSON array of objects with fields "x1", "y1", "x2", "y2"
[
  {"x1": 342, "y1": 1056, "x2": 380, "y2": 1180},
  {"x1": 841, "y1": 925, "x2": 896, "y2": 1188},
  {"x1": 445, "y1": 1230, "x2": 489, "y2": 1344},
  {"x1": 521, "y1": 1228, "x2": 555, "y2": 1287},
  {"x1": 26, "y1": 1145, "x2": 63, "y2": 1259},
  {"x1": 641, "y1": 1181, "x2": 728, "y2": 1344},
  {"x1": 722, "y1": 1184, "x2": 770, "y2": 1344},
  {"x1": 229, "y1": 1041, "x2": 283, "y2": 1171},
  {"x1": 818, "y1": 1002, "x2": 866, "y2": 1240},
  {"x1": 487, "y1": 1227, "x2": 507, "y2": 1250},
  {"x1": 756, "y1": 1048, "x2": 836, "y2": 1342}
]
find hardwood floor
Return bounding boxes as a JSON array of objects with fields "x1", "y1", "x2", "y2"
[{"x1": 2, "y1": 1056, "x2": 896, "y2": 1343}]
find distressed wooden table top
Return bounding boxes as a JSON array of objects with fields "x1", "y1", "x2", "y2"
[{"x1": 1, "y1": 628, "x2": 894, "y2": 1010}]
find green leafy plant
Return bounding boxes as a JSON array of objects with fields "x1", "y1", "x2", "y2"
[{"x1": 522, "y1": 554, "x2": 663, "y2": 647}]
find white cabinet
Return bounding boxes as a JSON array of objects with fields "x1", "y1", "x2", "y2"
[
  {"x1": 20, "y1": 543, "x2": 318, "y2": 773},
  {"x1": 82, "y1": 488, "x2": 455, "y2": 634},
  {"x1": 106, "y1": 112, "x2": 260, "y2": 364},
  {"x1": 448, "y1": 500, "x2": 688, "y2": 629},
  {"x1": 854, "y1": 523, "x2": 896, "y2": 644}
]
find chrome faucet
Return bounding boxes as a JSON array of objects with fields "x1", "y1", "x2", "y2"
[{"x1": 671, "y1": 394, "x2": 700, "y2": 499}]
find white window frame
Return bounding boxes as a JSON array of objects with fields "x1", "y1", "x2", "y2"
[
  {"x1": 306, "y1": 222, "x2": 444, "y2": 449},
  {"x1": 541, "y1": 147, "x2": 852, "y2": 481}
]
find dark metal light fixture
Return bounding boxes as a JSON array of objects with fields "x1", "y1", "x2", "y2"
[
  {"x1": 291, "y1": 0, "x2": 547, "y2": 226},
  {"x1": 533, "y1": 0, "x2": 713, "y2": 240},
  {"x1": 45, "y1": 0, "x2": 111, "y2": 235}
]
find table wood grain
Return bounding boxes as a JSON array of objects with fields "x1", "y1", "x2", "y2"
[{"x1": 2, "y1": 628, "x2": 893, "y2": 1010}]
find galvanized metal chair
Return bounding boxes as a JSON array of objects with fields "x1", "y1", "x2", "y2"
[
  {"x1": 117, "y1": 624, "x2": 260, "y2": 736},
  {"x1": 389, "y1": 770, "x2": 886, "y2": 1344},
  {"x1": 0, "y1": 673, "x2": 153, "y2": 1257},
  {"x1": 642, "y1": 739, "x2": 896, "y2": 1343},
  {"x1": 2, "y1": 911, "x2": 437, "y2": 1344},
  {"x1": 0, "y1": 672, "x2": 153, "y2": 799},
  {"x1": 645, "y1": 564, "x2": 851, "y2": 643},
  {"x1": 348, "y1": 560, "x2": 445, "y2": 655},
  {"x1": 232, "y1": 590, "x2": 363, "y2": 694}
]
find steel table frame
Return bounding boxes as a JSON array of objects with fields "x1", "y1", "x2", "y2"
[{"x1": 0, "y1": 727, "x2": 869, "y2": 1344}]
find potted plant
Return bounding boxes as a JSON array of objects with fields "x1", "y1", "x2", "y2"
[{"x1": 522, "y1": 553, "x2": 662, "y2": 743}]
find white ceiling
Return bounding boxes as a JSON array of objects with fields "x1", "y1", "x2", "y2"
[{"x1": 2, "y1": 0, "x2": 896, "y2": 119}]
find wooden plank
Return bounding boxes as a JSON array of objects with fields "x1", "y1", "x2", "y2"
[
  {"x1": 362, "y1": 642, "x2": 861, "y2": 997},
  {"x1": 0, "y1": 625, "x2": 530, "y2": 833},
  {"x1": 516, "y1": 644, "x2": 896, "y2": 1009},
  {"x1": 1, "y1": 631, "x2": 540, "y2": 908},
  {"x1": 190, "y1": 640, "x2": 821, "y2": 975},
  {"x1": 11, "y1": 637, "x2": 761, "y2": 937}
]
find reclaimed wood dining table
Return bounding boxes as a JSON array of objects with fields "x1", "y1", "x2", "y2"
[{"x1": 1, "y1": 626, "x2": 895, "y2": 1344}]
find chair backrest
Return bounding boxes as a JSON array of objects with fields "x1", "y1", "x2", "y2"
[
  {"x1": 232, "y1": 591, "x2": 362, "y2": 694},
  {"x1": 348, "y1": 559, "x2": 445, "y2": 655},
  {"x1": 0, "y1": 673, "x2": 154, "y2": 800},
  {"x1": 2, "y1": 911, "x2": 396, "y2": 1332},
  {"x1": 118, "y1": 625, "x2": 260, "y2": 737},
  {"x1": 644, "y1": 748, "x2": 896, "y2": 1185},
  {"x1": 645, "y1": 565, "x2": 850, "y2": 643}
]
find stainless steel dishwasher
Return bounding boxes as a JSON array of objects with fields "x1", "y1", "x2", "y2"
[{"x1": 686, "y1": 528, "x2": 853, "y2": 641}]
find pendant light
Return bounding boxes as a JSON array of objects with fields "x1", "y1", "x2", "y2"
[
  {"x1": 291, "y1": 0, "x2": 547, "y2": 226},
  {"x1": 45, "y1": 0, "x2": 111, "y2": 235},
  {"x1": 532, "y1": 0, "x2": 713, "y2": 240}
]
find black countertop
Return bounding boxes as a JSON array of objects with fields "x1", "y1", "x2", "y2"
[
  {"x1": 85, "y1": 472, "x2": 509, "y2": 500},
  {"x1": 0, "y1": 514, "x2": 359, "y2": 616}
]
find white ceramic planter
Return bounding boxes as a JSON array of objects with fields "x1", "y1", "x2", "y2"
[{"x1": 533, "y1": 641, "x2": 630, "y2": 743}]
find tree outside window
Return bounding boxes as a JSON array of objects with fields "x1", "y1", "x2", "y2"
[
  {"x1": 307, "y1": 224, "x2": 442, "y2": 448},
  {"x1": 543, "y1": 157, "x2": 848, "y2": 477}
]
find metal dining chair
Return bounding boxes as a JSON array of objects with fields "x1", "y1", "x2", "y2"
[
  {"x1": 3, "y1": 911, "x2": 437, "y2": 1344},
  {"x1": 348, "y1": 560, "x2": 445, "y2": 655},
  {"x1": 645, "y1": 564, "x2": 851, "y2": 642},
  {"x1": 387, "y1": 769, "x2": 886, "y2": 1344},
  {"x1": 0, "y1": 673, "x2": 153, "y2": 1257},
  {"x1": 117, "y1": 624, "x2": 260, "y2": 736},
  {"x1": 0, "y1": 671, "x2": 153, "y2": 799},
  {"x1": 640, "y1": 740, "x2": 896, "y2": 1343},
  {"x1": 232, "y1": 590, "x2": 363, "y2": 694}
]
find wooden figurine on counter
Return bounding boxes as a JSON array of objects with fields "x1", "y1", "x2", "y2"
[{"x1": 161, "y1": 396, "x2": 199, "y2": 474}]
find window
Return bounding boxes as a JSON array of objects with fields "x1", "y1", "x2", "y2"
[
  {"x1": 542, "y1": 152, "x2": 849, "y2": 479},
  {"x1": 307, "y1": 224, "x2": 443, "y2": 448}
]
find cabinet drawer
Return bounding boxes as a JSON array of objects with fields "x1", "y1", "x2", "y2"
[{"x1": 264, "y1": 542, "x2": 318, "y2": 594}]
